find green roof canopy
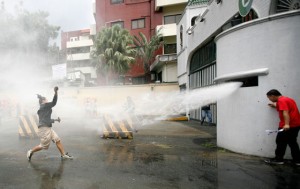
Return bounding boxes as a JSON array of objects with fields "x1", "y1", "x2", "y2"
[{"x1": 188, "y1": 0, "x2": 208, "y2": 6}]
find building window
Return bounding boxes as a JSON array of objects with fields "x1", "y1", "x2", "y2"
[
  {"x1": 276, "y1": 0, "x2": 300, "y2": 13},
  {"x1": 164, "y1": 14, "x2": 181, "y2": 24},
  {"x1": 189, "y1": 40, "x2": 217, "y2": 89},
  {"x1": 191, "y1": 16, "x2": 197, "y2": 26},
  {"x1": 132, "y1": 18, "x2": 145, "y2": 29},
  {"x1": 180, "y1": 25, "x2": 183, "y2": 49},
  {"x1": 228, "y1": 76, "x2": 258, "y2": 87},
  {"x1": 70, "y1": 37, "x2": 78, "y2": 42},
  {"x1": 68, "y1": 46, "x2": 90, "y2": 54},
  {"x1": 111, "y1": 0, "x2": 123, "y2": 4},
  {"x1": 190, "y1": 40, "x2": 216, "y2": 73},
  {"x1": 164, "y1": 44, "x2": 177, "y2": 54},
  {"x1": 111, "y1": 21, "x2": 124, "y2": 28}
]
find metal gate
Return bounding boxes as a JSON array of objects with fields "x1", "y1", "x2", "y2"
[{"x1": 189, "y1": 63, "x2": 217, "y2": 124}]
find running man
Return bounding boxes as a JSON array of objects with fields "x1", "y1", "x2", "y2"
[{"x1": 27, "y1": 86, "x2": 73, "y2": 161}]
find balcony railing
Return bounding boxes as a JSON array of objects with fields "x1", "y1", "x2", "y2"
[
  {"x1": 156, "y1": 23, "x2": 177, "y2": 37},
  {"x1": 67, "y1": 53, "x2": 91, "y2": 61},
  {"x1": 67, "y1": 39, "x2": 93, "y2": 48},
  {"x1": 150, "y1": 53, "x2": 177, "y2": 71}
]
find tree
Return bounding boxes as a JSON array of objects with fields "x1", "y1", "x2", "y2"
[
  {"x1": 0, "y1": 3, "x2": 61, "y2": 91},
  {"x1": 0, "y1": 6, "x2": 60, "y2": 55},
  {"x1": 91, "y1": 25, "x2": 136, "y2": 84},
  {"x1": 133, "y1": 31, "x2": 163, "y2": 74}
]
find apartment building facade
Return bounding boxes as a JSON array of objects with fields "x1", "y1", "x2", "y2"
[
  {"x1": 94, "y1": 0, "x2": 161, "y2": 84},
  {"x1": 93, "y1": 0, "x2": 187, "y2": 84},
  {"x1": 149, "y1": 0, "x2": 188, "y2": 83},
  {"x1": 61, "y1": 29, "x2": 97, "y2": 87},
  {"x1": 178, "y1": 0, "x2": 300, "y2": 157}
]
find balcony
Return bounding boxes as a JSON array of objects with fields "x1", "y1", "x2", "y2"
[
  {"x1": 67, "y1": 39, "x2": 93, "y2": 48},
  {"x1": 67, "y1": 53, "x2": 91, "y2": 61},
  {"x1": 156, "y1": 23, "x2": 177, "y2": 37},
  {"x1": 155, "y1": 0, "x2": 188, "y2": 10},
  {"x1": 150, "y1": 53, "x2": 177, "y2": 71}
]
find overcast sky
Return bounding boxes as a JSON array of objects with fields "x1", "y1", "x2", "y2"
[{"x1": 4, "y1": 0, "x2": 95, "y2": 45}]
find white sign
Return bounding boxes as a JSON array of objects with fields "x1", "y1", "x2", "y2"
[
  {"x1": 52, "y1": 63, "x2": 67, "y2": 80},
  {"x1": 239, "y1": 0, "x2": 254, "y2": 17}
]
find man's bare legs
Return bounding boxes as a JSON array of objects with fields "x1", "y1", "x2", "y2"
[
  {"x1": 56, "y1": 140, "x2": 65, "y2": 156},
  {"x1": 27, "y1": 140, "x2": 73, "y2": 161},
  {"x1": 31, "y1": 145, "x2": 43, "y2": 153},
  {"x1": 31, "y1": 141, "x2": 66, "y2": 156}
]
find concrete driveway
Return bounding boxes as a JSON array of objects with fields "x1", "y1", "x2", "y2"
[{"x1": 0, "y1": 117, "x2": 299, "y2": 189}]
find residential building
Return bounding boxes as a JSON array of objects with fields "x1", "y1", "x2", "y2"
[
  {"x1": 150, "y1": 0, "x2": 188, "y2": 83},
  {"x1": 93, "y1": 0, "x2": 162, "y2": 84},
  {"x1": 61, "y1": 29, "x2": 97, "y2": 87},
  {"x1": 93, "y1": 0, "x2": 187, "y2": 84},
  {"x1": 178, "y1": 0, "x2": 300, "y2": 157}
]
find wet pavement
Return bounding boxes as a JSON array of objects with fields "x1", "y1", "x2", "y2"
[{"x1": 0, "y1": 117, "x2": 299, "y2": 189}]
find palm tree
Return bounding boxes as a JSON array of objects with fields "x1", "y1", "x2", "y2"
[
  {"x1": 91, "y1": 25, "x2": 136, "y2": 84},
  {"x1": 133, "y1": 31, "x2": 163, "y2": 75}
]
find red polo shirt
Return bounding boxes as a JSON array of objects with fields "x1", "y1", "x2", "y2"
[{"x1": 276, "y1": 96, "x2": 300, "y2": 128}]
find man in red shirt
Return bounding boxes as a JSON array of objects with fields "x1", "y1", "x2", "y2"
[{"x1": 265, "y1": 89, "x2": 300, "y2": 165}]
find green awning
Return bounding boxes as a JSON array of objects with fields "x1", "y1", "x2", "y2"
[{"x1": 188, "y1": 0, "x2": 208, "y2": 6}]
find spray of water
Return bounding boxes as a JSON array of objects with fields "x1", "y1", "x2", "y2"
[
  {"x1": 94, "y1": 82, "x2": 242, "y2": 127},
  {"x1": 0, "y1": 4, "x2": 242, "y2": 137},
  {"x1": 0, "y1": 7, "x2": 58, "y2": 139}
]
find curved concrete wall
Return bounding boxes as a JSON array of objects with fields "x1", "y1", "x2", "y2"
[{"x1": 215, "y1": 11, "x2": 300, "y2": 157}]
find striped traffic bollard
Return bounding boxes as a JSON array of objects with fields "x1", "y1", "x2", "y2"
[
  {"x1": 18, "y1": 115, "x2": 39, "y2": 139},
  {"x1": 102, "y1": 114, "x2": 135, "y2": 139}
]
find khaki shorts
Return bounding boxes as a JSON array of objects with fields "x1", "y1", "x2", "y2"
[{"x1": 38, "y1": 127, "x2": 60, "y2": 149}]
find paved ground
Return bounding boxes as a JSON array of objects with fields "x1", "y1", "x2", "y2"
[{"x1": 0, "y1": 117, "x2": 299, "y2": 189}]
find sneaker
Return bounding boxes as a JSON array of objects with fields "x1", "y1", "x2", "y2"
[
  {"x1": 27, "y1": 150, "x2": 33, "y2": 161},
  {"x1": 61, "y1": 152, "x2": 73, "y2": 160},
  {"x1": 264, "y1": 158, "x2": 284, "y2": 165}
]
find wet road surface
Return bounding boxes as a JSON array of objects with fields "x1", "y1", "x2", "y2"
[{"x1": 0, "y1": 118, "x2": 299, "y2": 189}]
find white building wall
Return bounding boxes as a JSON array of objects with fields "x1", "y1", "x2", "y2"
[
  {"x1": 177, "y1": 0, "x2": 300, "y2": 158},
  {"x1": 177, "y1": 47, "x2": 188, "y2": 85},
  {"x1": 165, "y1": 63, "x2": 178, "y2": 82},
  {"x1": 178, "y1": 0, "x2": 274, "y2": 86},
  {"x1": 215, "y1": 11, "x2": 300, "y2": 157},
  {"x1": 177, "y1": 4, "x2": 207, "y2": 86}
]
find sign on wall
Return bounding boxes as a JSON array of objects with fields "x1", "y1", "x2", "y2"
[
  {"x1": 52, "y1": 63, "x2": 67, "y2": 80},
  {"x1": 239, "y1": 0, "x2": 254, "y2": 17}
]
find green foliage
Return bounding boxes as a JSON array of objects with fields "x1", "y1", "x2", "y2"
[
  {"x1": 133, "y1": 31, "x2": 163, "y2": 73},
  {"x1": 0, "y1": 7, "x2": 60, "y2": 54},
  {"x1": 91, "y1": 25, "x2": 136, "y2": 76}
]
